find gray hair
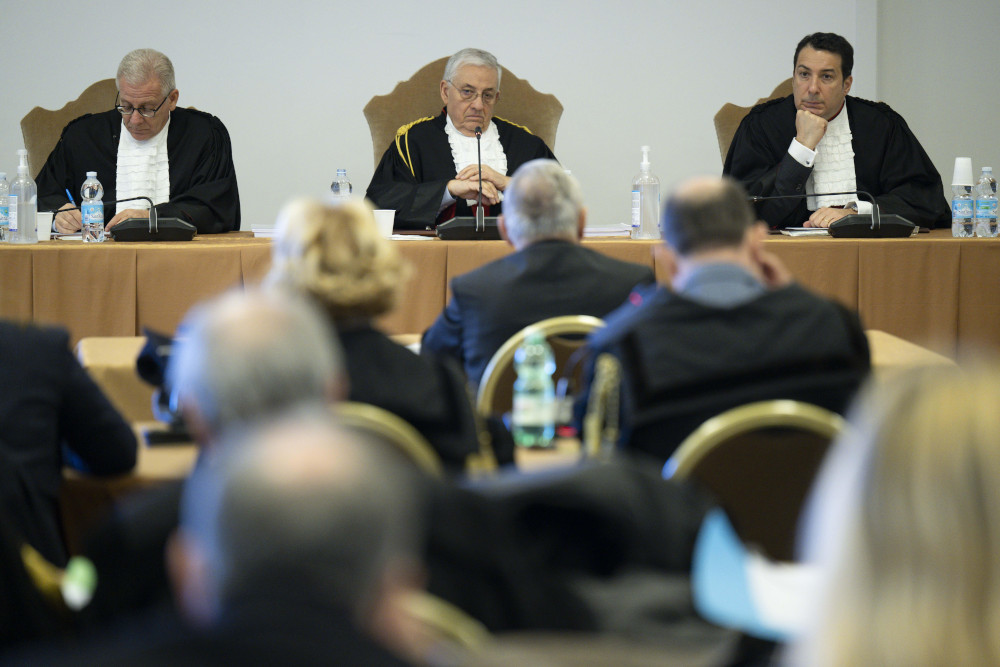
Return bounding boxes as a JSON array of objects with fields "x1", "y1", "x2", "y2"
[
  {"x1": 502, "y1": 159, "x2": 582, "y2": 247},
  {"x1": 117, "y1": 48, "x2": 176, "y2": 97},
  {"x1": 443, "y1": 48, "x2": 502, "y2": 89},
  {"x1": 168, "y1": 289, "x2": 343, "y2": 438},
  {"x1": 180, "y1": 408, "x2": 423, "y2": 620},
  {"x1": 661, "y1": 176, "x2": 756, "y2": 256}
]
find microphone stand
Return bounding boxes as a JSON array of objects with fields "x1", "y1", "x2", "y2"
[
  {"x1": 749, "y1": 190, "x2": 915, "y2": 238},
  {"x1": 474, "y1": 125, "x2": 484, "y2": 233}
]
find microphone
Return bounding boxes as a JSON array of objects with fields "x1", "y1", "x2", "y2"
[
  {"x1": 749, "y1": 190, "x2": 915, "y2": 238},
  {"x1": 474, "y1": 126, "x2": 484, "y2": 233}
]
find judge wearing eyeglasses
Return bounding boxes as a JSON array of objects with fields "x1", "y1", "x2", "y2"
[
  {"x1": 37, "y1": 48, "x2": 240, "y2": 235},
  {"x1": 366, "y1": 48, "x2": 556, "y2": 230}
]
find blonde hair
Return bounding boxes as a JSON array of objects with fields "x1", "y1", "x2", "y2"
[
  {"x1": 792, "y1": 362, "x2": 1000, "y2": 666},
  {"x1": 266, "y1": 198, "x2": 411, "y2": 321}
]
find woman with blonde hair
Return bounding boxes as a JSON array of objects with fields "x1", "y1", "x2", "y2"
[
  {"x1": 789, "y1": 362, "x2": 1000, "y2": 666},
  {"x1": 267, "y1": 197, "x2": 501, "y2": 470}
]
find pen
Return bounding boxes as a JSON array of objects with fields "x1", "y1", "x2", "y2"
[{"x1": 65, "y1": 188, "x2": 76, "y2": 206}]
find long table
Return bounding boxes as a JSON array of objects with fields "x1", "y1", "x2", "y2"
[{"x1": 4, "y1": 230, "x2": 999, "y2": 356}]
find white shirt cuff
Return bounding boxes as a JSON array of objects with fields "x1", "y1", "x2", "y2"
[
  {"x1": 787, "y1": 139, "x2": 816, "y2": 168},
  {"x1": 439, "y1": 188, "x2": 456, "y2": 213},
  {"x1": 854, "y1": 199, "x2": 873, "y2": 215}
]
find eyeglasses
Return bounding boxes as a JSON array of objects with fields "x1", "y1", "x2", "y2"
[
  {"x1": 115, "y1": 92, "x2": 171, "y2": 118},
  {"x1": 448, "y1": 81, "x2": 498, "y2": 105}
]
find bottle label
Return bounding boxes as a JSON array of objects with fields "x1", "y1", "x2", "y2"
[
  {"x1": 631, "y1": 190, "x2": 640, "y2": 229},
  {"x1": 952, "y1": 198, "x2": 974, "y2": 220},
  {"x1": 512, "y1": 394, "x2": 554, "y2": 428},
  {"x1": 975, "y1": 199, "x2": 998, "y2": 220},
  {"x1": 0, "y1": 201, "x2": 7, "y2": 228},
  {"x1": 82, "y1": 201, "x2": 104, "y2": 227},
  {"x1": 8, "y1": 195, "x2": 16, "y2": 232}
]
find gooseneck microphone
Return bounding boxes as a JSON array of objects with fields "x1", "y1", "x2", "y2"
[
  {"x1": 474, "y1": 126, "x2": 484, "y2": 233},
  {"x1": 749, "y1": 190, "x2": 915, "y2": 238}
]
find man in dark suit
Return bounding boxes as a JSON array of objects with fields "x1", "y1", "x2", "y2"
[
  {"x1": 579, "y1": 176, "x2": 871, "y2": 463},
  {"x1": 0, "y1": 321, "x2": 136, "y2": 567},
  {"x1": 421, "y1": 159, "x2": 655, "y2": 387}
]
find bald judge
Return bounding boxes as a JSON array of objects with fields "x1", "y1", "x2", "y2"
[
  {"x1": 37, "y1": 48, "x2": 240, "y2": 235},
  {"x1": 365, "y1": 48, "x2": 556, "y2": 230}
]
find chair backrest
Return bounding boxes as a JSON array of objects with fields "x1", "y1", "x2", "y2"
[
  {"x1": 363, "y1": 57, "x2": 563, "y2": 167},
  {"x1": 21, "y1": 79, "x2": 118, "y2": 179},
  {"x1": 581, "y1": 353, "x2": 622, "y2": 460},
  {"x1": 713, "y1": 78, "x2": 793, "y2": 164},
  {"x1": 665, "y1": 400, "x2": 844, "y2": 561},
  {"x1": 333, "y1": 401, "x2": 444, "y2": 478},
  {"x1": 476, "y1": 315, "x2": 604, "y2": 418}
]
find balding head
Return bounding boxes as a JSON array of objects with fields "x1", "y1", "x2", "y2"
[
  {"x1": 168, "y1": 289, "x2": 344, "y2": 443},
  {"x1": 173, "y1": 408, "x2": 423, "y2": 626},
  {"x1": 500, "y1": 159, "x2": 584, "y2": 249},
  {"x1": 661, "y1": 176, "x2": 757, "y2": 257}
]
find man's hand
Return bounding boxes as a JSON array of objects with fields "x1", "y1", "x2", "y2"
[
  {"x1": 804, "y1": 207, "x2": 853, "y2": 228},
  {"x1": 54, "y1": 203, "x2": 82, "y2": 234},
  {"x1": 795, "y1": 109, "x2": 828, "y2": 150},
  {"x1": 752, "y1": 246, "x2": 793, "y2": 289},
  {"x1": 447, "y1": 179, "x2": 500, "y2": 205},
  {"x1": 455, "y1": 164, "x2": 510, "y2": 192},
  {"x1": 106, "y1": 208, "x2": 149, "y2": 231}
]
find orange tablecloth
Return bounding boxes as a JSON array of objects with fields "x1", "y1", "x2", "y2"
[{"x1": 4, "y1": 230, "x2": 998, "y2": 356}]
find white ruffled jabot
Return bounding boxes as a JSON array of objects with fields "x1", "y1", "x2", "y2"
[
  {"x1": 445, "y1": 115, "x2": 508, "y2": 205},
  {"x1": 807, "y1": 107, "x2": 856, "y2": 210},
  {"x1": 116, "y1": 116, "x2": 171, "y2": 215}
]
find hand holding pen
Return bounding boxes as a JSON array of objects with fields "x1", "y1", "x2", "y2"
[{"x1": 54, "y1": 188, "x2": 83, "y2": 234}]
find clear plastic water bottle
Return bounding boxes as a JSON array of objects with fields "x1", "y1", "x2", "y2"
[
  {"x1": 511, "y1": 331, "x2": 556, "y2": 449},
  {"x1": 81, "y1": 171, "x2": 105, "y2": 243},
  {"x1": 9, "y1": 149, "x2": 37, "y2": 245},
  {"x1": 974, "y1": 167, "x2": 998, "y2": 238},
  {"x1": 631, "y1": 146, "x2": 660, "y2": 240},
  {"x1": 952, "y1": 183, "x2": 974, "y2": 238},
  {"x1": 0, "y1": 173, "x2": 9, "y2": 242},
  {"x1": 330, "y1": 168, "x2": 352, "y2": 204}
]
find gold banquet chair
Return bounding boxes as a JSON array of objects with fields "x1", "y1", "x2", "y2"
[
  {"x1": 21, "y1": 79, "x2": 118, "y2": 178},
  {"x1": 363, "y1": 56, "x2": 563, "y2": 168},
  {"x1": 333, "y1": 401, "x2": 444, "y2": 478},
  {"x1": 714, "y1": 78, "x2": 792, "y2": 164},
  {"x1": 476, "y1": 315, "x2": 605, "y2": 419},
  {"x1": 664, "y1": 400, "x2": 844, "y2": 562}
]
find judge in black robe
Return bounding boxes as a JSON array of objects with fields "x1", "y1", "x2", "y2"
[
  {"x1": 36, "y1": 108, "x2": 240, "y2": 234},
  {"x1": 366, "y1": 110, "x2": 555, "y2": 230},
  {"x1": 723, "y1": 95, "x2": 950, "y2": 229}
]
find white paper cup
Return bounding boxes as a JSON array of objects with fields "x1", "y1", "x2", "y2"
[
  {"x1": 36, "y1": 212, "x2": 53, "y2": 241},
  {"x1": 373, "y1": 209, "x2": 395, "y2": 238},
  {"x1": 952, "y1": 157, "x2": 973, "y2": 186}
]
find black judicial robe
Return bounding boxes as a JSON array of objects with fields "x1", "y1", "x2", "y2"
[
  {"x1": 723, "y1": 95, "x2": 950, "y2": 229},
  {"x1": 365, "y1": 111, "x2": 555, "y2": 230},
  {"x1": 36, "y1": 108, "x2": 240, "y2": 234}
]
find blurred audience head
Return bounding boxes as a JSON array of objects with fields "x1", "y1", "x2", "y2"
[
  {"x1": 661, "y1": 176, "x2": 757, "y2": 257},
  {"x1": 791, "y1": 362, "x2": 1000, "y2": 666},
  {"x1": 500, "y1": 159, "x2": 584, "y2": 249},
  {"x1": 169, "y1": 408, "x2": 425, "y2": 636},
  {"x1": 168, "y1": 289, "x2": 344, "y2": 445},
  {"x1": 266, "y1": 197, "x2": 411, "y2": 322}
]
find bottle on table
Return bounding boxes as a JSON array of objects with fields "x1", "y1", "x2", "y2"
[
  {"x1": 511, "y1": 331, "x2": 557, "y2": 449},
  {"x1": 9, "y1": 149, "x2": 37, "y2": 245},
  {"x1": 81, "y1": 172, "x2": 105, "y2": 243},
  {"x1": 0, "y1": 173, "x2": 8, "y2": 242},
  {"x1": 631, "y1": 146, "x2": 660, "y2": 240},
  {"x1": 330, "y1": 168, "x2": 352, "y2": 204},
  {"x1": 974, "y1": 166, "x2": 998, "y2": 238}
]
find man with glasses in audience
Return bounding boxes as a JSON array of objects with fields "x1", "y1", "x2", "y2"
[
  {"x1": 37, "y1": 48, "x2": 240, "y2": 235},
  {"x1": 366, "y1": 47, "x2": 555, "y2": 230}
]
